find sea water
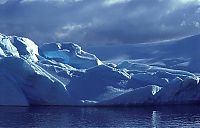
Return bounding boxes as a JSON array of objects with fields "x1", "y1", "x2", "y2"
[{"x1": 0, "y1": 105, "x2": 200, "y2": 127}]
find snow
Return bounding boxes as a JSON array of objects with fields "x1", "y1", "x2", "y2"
[
  {"x1": 0, "y1": 33, "x2": 200, "y2": 106},
  {"x1": 0, "y1": 33, "x2": 38, "y2": 61},
  {"x1": 9, "y1": 36, "x2": 39, "y2": 62},
  {"x1": 0, "y1": 34, "x2": 19, "y2": 57},
  {"x1": 0, "y1": 48, "x2": 6, "y2": 57},
  {"x1": 151, "y1": 85, "x2": 162, "y2": 95},
  {"x1": 85, "y1": 34, "x2": 200, "y2": 73}
]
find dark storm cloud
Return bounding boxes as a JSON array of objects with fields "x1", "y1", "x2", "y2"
[{"x1": 0, "y1": 0, "x2": 199, "y2": 45}]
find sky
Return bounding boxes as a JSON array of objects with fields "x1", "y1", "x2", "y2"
[{"x1": 0, "y1": 0, "x2": 199, "y2": 45}]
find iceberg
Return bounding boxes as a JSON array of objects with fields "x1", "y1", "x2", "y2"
[{"x1": 0, "y1": 33, "x2": 200, "y2": 106}]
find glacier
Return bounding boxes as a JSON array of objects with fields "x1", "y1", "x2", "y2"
[{"x1": 0, "y1": 33, "x2": 200, "y2": 106}]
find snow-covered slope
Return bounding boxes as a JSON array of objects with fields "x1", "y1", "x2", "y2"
[
  {"x1": 85, "y1": 34, "x2": 200, "y2": 73},
  {"x1": 0, "y1": 33, "x2": 38, "y2": 61},
  {"x1": 0, "y1": 33, "x2": 200, "y2": 106}
]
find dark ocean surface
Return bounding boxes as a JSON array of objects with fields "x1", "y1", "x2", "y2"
[{"x1": 0, "y1": 105, "x2": 200, "y2": 127}]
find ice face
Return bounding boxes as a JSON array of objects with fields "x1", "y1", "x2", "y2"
[
  {"x1": 0, "y1": 33, "x2": 200, "y2": 106},
  {"x1": 39, "y1": 43, "x2": 103, "y2": 69}
]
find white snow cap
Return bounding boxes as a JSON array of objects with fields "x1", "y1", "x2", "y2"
[{"x1": 0, "y1": 34, "x2": 39, "y2": 61}]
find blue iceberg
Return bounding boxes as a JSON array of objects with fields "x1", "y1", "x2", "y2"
[{"x1": 0, "y1": 33, "x2": 200, "y2": 106}]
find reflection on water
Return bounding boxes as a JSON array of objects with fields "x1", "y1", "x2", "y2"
[{"x1": 0, "y1": 105, "x2": 200, "y2": 127}]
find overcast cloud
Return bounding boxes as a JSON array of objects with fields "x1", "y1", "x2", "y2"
[{"x1": 0, "y1": 0, "x2": 199, "y2": 45}]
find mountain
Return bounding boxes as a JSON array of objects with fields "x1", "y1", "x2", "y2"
[{"x1": 0, "y1": 33, "x2": 200, "y2": 106}]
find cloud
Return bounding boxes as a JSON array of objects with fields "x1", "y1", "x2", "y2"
[
  {"x1": 103, "y1": 0, "x2": 131, "y2": 6},
  {"x1": 20, "y1": 0, "x2": 82, "y2": 3},
  {"x1": 0, "y1": 0, "x2": 8, "y2": 4},
  {"x1": 0, "y1": 0, "x2": 199, "y2": 45},
  {"x1": 178, "y1": 0, "x2": 200, "y2": 4}
]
